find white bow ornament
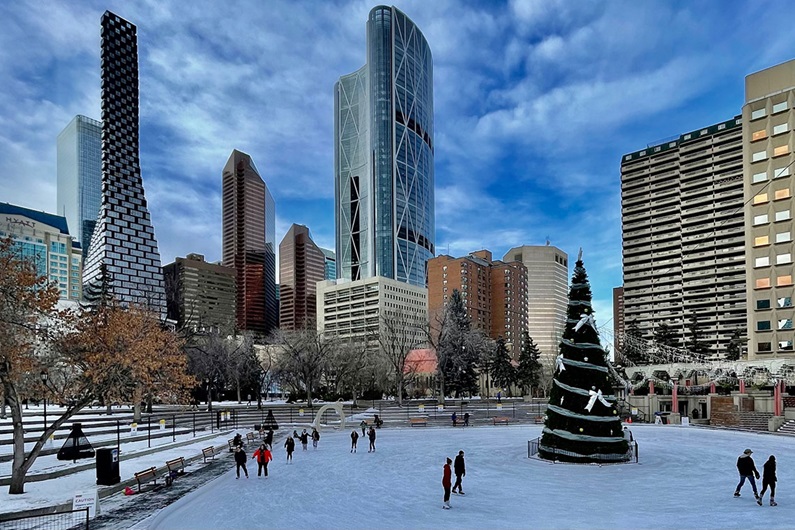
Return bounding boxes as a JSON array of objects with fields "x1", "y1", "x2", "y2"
[{"x1": 585, "y1": 389, "x2": 610, "y2": 412}]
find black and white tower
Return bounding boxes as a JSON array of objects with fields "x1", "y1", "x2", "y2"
[{"x1": 83, "y1": 11, "x2": 166, "y2": 313}]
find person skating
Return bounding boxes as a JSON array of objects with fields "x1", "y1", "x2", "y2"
[
  {"x1": 284, "y1": 436, "x2": 295, "y2": 463},
  {"x1": 442, "y1": 457, "x2": 452, "y2": 509},
  {"x1": 300, "y1": 429, "x2": 309, "y2": 451},
  {"x1": 452, "y1": 450, "x2": 466, "y2": 494},
  {"x1": 265, "y1": 428, "x2": 274, "y2": 448},
  {"x1": 368, "y1": 426, "x2": 377, "y2": 452},
  {"x1": 351, "y1": 430, "x2": 359, "y2": 453},
  {"x1": 232, "y1": 433, "x2": 243, "y2": 448},
  {"x1": 360, "y1": 420, "x2": 367, "y2": 437},
  {"x1": 312, "y1": 428, "x2": 320, "y2": 449},
  {"x1": 451, "y1": 412, "x2": 457, "y2": 427},
  {"x1": 252, "y1": 443, "x2": 272, "y2": 477},
  {"x1": 757, "y1": 455, "x2": 778, "y2": 506},
  {"x1": 234, "y1": 445, "x2": 249, "y2": 479},
  {"x1": 735, "y1": 448, "x2": 760, "y2": 499},
  {"x1": 463, "y1": 412, "x2": 470, "y2": 427}
]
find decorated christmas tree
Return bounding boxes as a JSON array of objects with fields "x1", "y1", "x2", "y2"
[{"x1": 538, "y1": 250, "x2": 628, "y2": 463}]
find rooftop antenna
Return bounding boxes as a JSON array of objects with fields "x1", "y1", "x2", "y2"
[
  {"x1": 578, "y1": 247, "x2": 583, "y2": 261},
  {"x1": 545, "y1": 235, "x2": 550, "y2": 246}
]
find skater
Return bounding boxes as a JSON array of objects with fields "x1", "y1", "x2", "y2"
[
  {"x1": 232, "y1": 433, "x2": 243, "y2": 448},
  {"x1": 252, "y1": 443, "x2": 272, "y2": 477},
  {"x1": 284, "y1": 435, "x2": 295, "y2": 463},
  {"x1": 234, "y1": 445, "x2": 249, "y2": 479},
  {"x1": 374, "y1": 414, "x2": 383, "y2": 428},
  {"x1": 300, "y1": 429, "x2": 309, "y2": 451},
  {"x1": 442, "y1": 457, "x2": 452, "y2": 509},
  {"x1": 292, "y1": 429, "x2": 299, "y2": 439},
  {"x1": 247, "y1": 394, "x2": 252, "y2": 407},
  {"x1": 734, "y1": 448, "x2": 760, "y2": 498},
  {"x1": 452, "y1": 450, "x2": 466, "y2": 494},
  {"x1": 312, "y1": 428, "x2": 320, "y2": 449},
  {"x1": 265, "y1": 428, "x2": 274, "y2": 448},
  {"x1": 463, "y1": 412, "x2": 470, "y2": 427},
  {"x1": 351, "y1": 430, "x2": 359, "y2": 453},
  {"x1": 360, "y1": 420, "x2": 368, "y2": 437},
  {"x1": 451, "y1": 411, "x2": 458, "y2": 427},
  {"x1": 497, "y1": 391, "x2": 502, "y2": 404},
  {"x1": 368, "y1": 426, "x2": 377, "y2": 452},
  {"x1": 757, "y1": 455, "x2": 778, "y2": 506}
]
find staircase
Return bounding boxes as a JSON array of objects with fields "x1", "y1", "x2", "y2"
[
  {"x1": 776, "y1": 419, "x2": 795, "y2": 435},
  {"x1": 736, "y1": 411, "x2": 773, "y2": 432}
]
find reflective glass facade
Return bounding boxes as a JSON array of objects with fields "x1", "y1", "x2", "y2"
[
  {"x1": 57, "y1": 115, "x2": 101, "y2": 256},
  {"x1": 335, "y1": 5, "x2": 434, "y2": 287}
]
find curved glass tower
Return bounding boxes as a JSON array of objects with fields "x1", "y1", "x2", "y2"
[{"x1": 335, "y1": 5, "x2": 434, "y2": 287}]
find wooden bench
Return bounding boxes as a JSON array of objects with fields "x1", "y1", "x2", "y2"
[
  {"x1": 246, "y1": 432, "x2": 256, "y2": 444},
  {"x1": 202, "y1": 446, "x2": 222, "y2": 463},
  {"x1": 166, "y1": 457, "x2": 185, "y2": 475},
  {"x1": 134, "y1": 467, "x2": 158, "y2": 493},
  {"x1": 534, "y1": 416, "x2": 545, "y2": 424},
  {"x1": 492, "y1": 416, "x2": 510, "y2": 426},
  {"x1": 409, "y1": 417, "x2": 428, "y2": 427}
]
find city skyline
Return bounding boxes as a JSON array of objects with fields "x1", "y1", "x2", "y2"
[{"x1": 4, "y1": 1, "x2": 795, "y2": 349}]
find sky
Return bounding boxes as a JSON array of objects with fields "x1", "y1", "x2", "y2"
[{"x1": 4, "y1": 1, "x2": 795, "y2": 350}]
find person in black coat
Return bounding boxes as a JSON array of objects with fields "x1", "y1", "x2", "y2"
[
  {"x1": 284, "y1": 436, "x2": 295, "y2": 463},
  {"x1": 368, "y1": 426, "x2": 377, "y2": 452},
  {"x1": 234, "y1": 445, "x2": 249, "y2": 479},
  {"x1": 300, "y1": 429, "x2": 309, "y2": 450},
  {"x1": 452, "y1": 450, "x2": 466, "y2": 494},
  {"x1": 265, "y1": 429, "x2": 274, "y2": 447},
  {"x1": 351, "y1": 430, "x2": 359, "y2": 453},
  {"x1": 734, "y1": 448, "x2": 760, "y2": 498},
  {"x1": 757, "y1": 455, "x2": 778, "y2": 506}
]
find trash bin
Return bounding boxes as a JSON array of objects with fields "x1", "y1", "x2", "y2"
[{"x1": 96, "y1": 447, "x2": 120, "y2": 486}]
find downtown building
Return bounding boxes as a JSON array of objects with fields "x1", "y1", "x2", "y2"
[
  {"x1": 334, "y1": 5, "x2": 434, "y2": 288},
  {"x1": 621, "y1": 117, "x2": 746, "y2": 358},
  {"x1": 613, "y1": 286, "x2": 625, "y2": 354},
  {"x1": 427, "y1": 250, "x2": 528, "y2": 359},
  {"x1": 163, "y1": 253, "x2": 236, "y2": 332},
  {"x1": 321, "y1": 248, "x2": 336, "y2": 281},
  {"x1": 279, "y1": 224, "x2": 326, "y2": 330},
  {"x1": 57, "y1": 115, "x2": 102, "y2": 257},
  {"x1": 222, "y1": 149, "x2": 277, "y2": 336},
  {"x1": 83, "y1": 11, "x2": 166, "y2": 313},
  {"x1": 744, "y1": 59, "x2": 795, "y2": 360},
  {"x1": 503, "y1": 245, "x2": 568, "y2": 369}
]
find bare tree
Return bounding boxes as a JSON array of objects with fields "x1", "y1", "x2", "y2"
[
  {"x1": 271, "y1": 321, "x2": 337, "y2": 403},
  {"x1": 378, "y1": 308, "x2": 425, "y2": 406}
]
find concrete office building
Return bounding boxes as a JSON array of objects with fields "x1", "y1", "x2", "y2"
[
  {"x1": 503, "y1": 246, "x2": 568, "y2": 369},
  {"x1": 83, "y1": 12, "x2": 166, "y2": 313},
  {"x1": 621, "y1": 117, "x2": 746, "y2": 358},
  {"x1": 279, "y1": 224, "x2": 326, "y2": 330},
  {"x1": 744, "y1": 59, "x2": 795, "y2": 360},
  {"x1": 427, "y1": 250, "x2": 528, "y2": 358},
  {"x1": 164, "y1": 253, "x2": 236, "y2": 332},
  {"x1": 0, "y1": 203, "x2": 82, "y2": 301},
  {"x1": 335, "y1": 5, "x2": 434, "y2": 287},
  {"x1": 222, "y1": 149, "x2": 277, "y2": 335},
  {"x1": 57, "y1": 115, "x2": 102, "y2": 256},
  {"x1": 613, "y1": 286, "x2": 625, "y2": 355}
]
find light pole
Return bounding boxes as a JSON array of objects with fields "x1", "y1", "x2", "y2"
[
  {"x1": 205, "y1": 379, "x2": 213, "y2": 412},
  {"x1": 40, "y1": 371, "x2": 48, "y2": 433}
]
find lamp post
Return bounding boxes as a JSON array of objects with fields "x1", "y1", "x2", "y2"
[
  {"x1": 205, "y1": 379, "x2": 212, "y2": 412},
  {"x1": 40, "y1": 371, "x2": 48, "y2": 433}
]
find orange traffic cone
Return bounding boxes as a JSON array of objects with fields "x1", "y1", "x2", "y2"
[{"x1": 627, "y1": 417, "x2": 632, "y2": 424}]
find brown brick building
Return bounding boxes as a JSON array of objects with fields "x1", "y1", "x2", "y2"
[
  {"x1": 279, "y1": 224, "x2": 326, "y2": 330},
  {"x1": 427, "y1": 250, "x2": 528, "y2": 358}
]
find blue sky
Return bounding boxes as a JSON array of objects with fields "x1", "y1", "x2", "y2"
[{"x1": 3, "y1": 1, "x2": 795, "y2": 349}]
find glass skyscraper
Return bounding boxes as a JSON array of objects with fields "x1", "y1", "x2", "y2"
[
  {"x1": 335, "y1": 5, "x2": 434, "y2": 287},
  {"x1": 57, "y1": 115, "x2": 101, "y2": 256},
  {"x1": 83, "y1": 11, "x2": 166, "y2": 313}
]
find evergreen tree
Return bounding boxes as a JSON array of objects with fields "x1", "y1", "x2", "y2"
[
  {"x1": 539, "y1": 251, "x2": 627, "y2": 463},
  {"x1": 437, "y1": 290, "x2": 479, "y2": 397},
  {"x1": 686, "y1": 312, "x2": 709, "y2": 355},
  {"x1": 490, "y1": 337, "x2": 516, "y2": 396},
  {"x1": 516, "y1": 331, "x2": 543, "y2": 396},
  {"x1": 621, "y1": 320, "x2": 644, "y2": 365},
  {"x1": 653, "y1": 322, "x2": 678, "y2": 348},
  {"x1": 725, "y1": 329, "x2": 746, "y2": 361}
]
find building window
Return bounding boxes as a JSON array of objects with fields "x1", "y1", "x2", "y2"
[
  {"x1": 773, "y1": 101, "x2": 789, "y2": 114},
  {"x1": 752, "y1": 151, "x2": 768, "y2": 162},
  {"x1": 752, "y1": 129, "x2": 768, "y2": 141},
  {"x1": 774, "y1": 145, "x2": 790, "y2": 157},
  {"x1": 754, "y1": 214, "x2": 769, "y2": 225},
  {"x1": 776, "y1": 210, "x2": 792, "y2": 222},
  {"x1": 777, "y1": 253, "x2": 793, "y2": 264},
  {"x1": 753, "y1": 172, "x2": 768, "y2": 183},
  {"x1": 780, "y1": 340, "x2": 794, "y2": 351},
  {"x1": 779, "y1": 297, "x2": 793, "y2": 308},
  {"x1": 773, "y1": 123, "x2": 789, "y2": 135},
  {"x1": 775, "y1": 189, "x2": 792, "y2": 200},
  {"x1": 755, "y1": 256, "x2": 770, "y2": 267},
  {"x1": 777, "y1": 275, "x2": 793, "y2": 286},
  {"x1": 757, "y1": 299, "x2": 771, "y2": 310},
  {"x1": 758, "y1": 320, "x2": 772, "y2": 331},
  {"x1": 776, "y1": 231, "x2": 792, "y2": 243},
  {"x1": 754, "y1": 193, "x2": 769, "y2": 205},
  {"x1": 755, "y1": 235, "x2": 770, "y2": 246},
  {"x1": 758, "y1": 342, "x2": 772, "y2": 352},
  {"x1": 779, "y1": 319, "x2": 793, "y2": 330},
  {"x1": 756, "y1": 278, "x2": 771, "y2": 289},
  {"x1": 775, "y1": 166, "x2": 791, "y2": 178},
  {"x1": 751, "y1": 108, "x2": 767, "y2": 120}
]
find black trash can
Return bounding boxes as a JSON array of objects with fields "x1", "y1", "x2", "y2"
[{"x1": 96, "y1": 448, "x2": 120, "y2": 486}]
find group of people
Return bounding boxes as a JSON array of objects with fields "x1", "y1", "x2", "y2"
[
  {"x1": 231, "y1": 433, "x2": 273, "y2": 479},
  {"x1": 442, "y1": 451, "x2": 466, "y2": 509},
  {"x1": 450, "y1": 412, "x2": 470, "y2": 427},
  {"x1": 734, "y1": 448, "x2": 777, "y2": 506},
  {"x1": 350, "y1": 425, "x2": 377, "y2": 453}
]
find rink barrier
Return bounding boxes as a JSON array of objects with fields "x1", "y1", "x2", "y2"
[
  {"x1": 0, "y1": 508, "x2": 89, "y2": 529},
  {"x1": 527, "y1": 437, "x2": 639, "y2": 463}
]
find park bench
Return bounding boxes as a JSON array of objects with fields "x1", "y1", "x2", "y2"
[
  {"x1": 492, "y1": 416, "x2": 510, "y2": 426},
  {"x1": 202, "y1": 445, "x2": 222, "y2": 463},
  {"x1": 246, "y1": 432, "x2": 256, "y2": 444},
  {"x1": 165, "y1": 457, "x2": 185, "y2": 486},
  {"x1": 409, "y1": 417, "x2": 428, "y2": 427},
  {"x1": 534, "y1": 416, "x2": 545, "y2": 424},
  {"x1": 134, "y1": 467, "x2": 158, "y2": 493}
]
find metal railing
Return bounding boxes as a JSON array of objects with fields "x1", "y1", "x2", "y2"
[
  {"x1": 0, "y1": 508, "x2": 89, "y2": 530},
  {"x1": 527, "y1": 437, "x2": 639, "y2": 464}
]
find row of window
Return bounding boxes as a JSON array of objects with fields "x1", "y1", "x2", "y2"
[
  {"x1": 753, "y1": 188, "x2": 791, "y2": 204},
  {"x1": 754, "y1": 231, "x2": 792, "y2": 246},
  {"x1": 755, "y1": 276, "x2": 793, "y2": 289},
  {"x1": 754, "y1": 253, "x2": 792, "y2": 267},
  {"x1": 751, "y1": 101, "x2": 789, "y2": 120},
  {"x1": 753, "y1": 166, "x2": 791, "y2": 183},
  {"x1": 752, "y1": 145, "x2": 790, "y2": 162},
  {"x1": 754, "y1": 211, "x2": 792, "y2": 224},
  {"x1": 757, "y1": 297, "x2": 793, "y2": 310},
  {"x1": 758, "y1": 319, "x2": 793, "y2": 330},
  {"x1": 757, "y1": 341, "x2": 793, "y2": 352}
]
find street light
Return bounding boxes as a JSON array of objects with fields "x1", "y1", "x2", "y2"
[
  {"x1": 205, "y1": 379, "x2": 212, "y2": 412},
  {"x1": 40, "y1": 371, "x2": 48, "y2": 434}
]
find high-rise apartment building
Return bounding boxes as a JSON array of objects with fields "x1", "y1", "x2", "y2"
[
  {"x1": 321, "y1": 248, "x2": 336, "y2": 281},
  {"x1": 744, "y1": 59, "x2": 795, "y2": 360},
  {"x1": 83, "y1": 12, "x2": 166, "y2": 312},
  {"x1": 427, "y1": 250, "x2": 528, "y2": 358},
  {"x1": 222, "y1": 149, "x2": 277, "y2": 335},
  {"x1": 503, "y1": 246, "x2": 568, "y2": 369},
  {"x1": 57, "y1": 115, "x2": 101, "y2": 256},
  {"x1": 163, "y1": 253, "x2": 236, "y2": 332},
  {"x1": 613, "y1": 286, "x2": 625, "y2": 354},
  {"x1": 0, "y1": 203, "x2": 82, "y2": 301},
  {"x1": 621, "y1": 117, "x2": 746, "y2": 358},
  {"x1": 335, "y1": 5, "x2": 434, "y2": 287},
  {"x1": 279, "y1": 224, "x2": 326, "y2": 330}
]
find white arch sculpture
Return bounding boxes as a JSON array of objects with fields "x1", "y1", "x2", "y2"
[{"x1": 311, "y1": 402, "x2": 346, "y2": 433}]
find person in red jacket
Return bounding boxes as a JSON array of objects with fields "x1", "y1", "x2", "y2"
[
  {"x1": 252, "y1": 443, "x2": 272, "y2": 478},
  {"x1": 442, "y1": 457, "x2": 452, "y2": 509}
]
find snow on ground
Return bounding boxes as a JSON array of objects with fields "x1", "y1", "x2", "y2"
[{"x1": 138, "y1": 424, "x2": 795, "y2": 530}]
